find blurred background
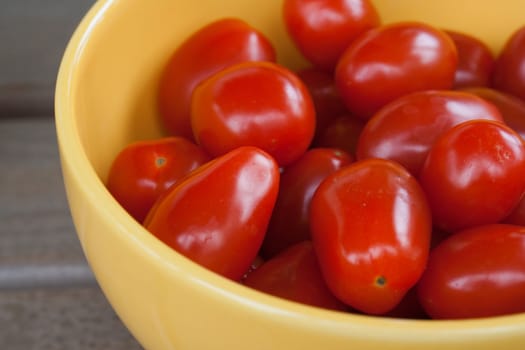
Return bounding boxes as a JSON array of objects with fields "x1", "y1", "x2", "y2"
[{"x1": 0, "y1": 1, "x2": 143, "y2": 348}]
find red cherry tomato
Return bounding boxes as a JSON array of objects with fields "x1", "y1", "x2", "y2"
[
  {"x1": 191, "y1": 61, "x2": 316, "y2": 166},
  {"x1": 283, "y1": 0, "x2": 381, "y2": 71},
  {"x1": 106, "y1": 137, "x2": 211, "y2": 223},
  {"x1": 356, "y1": 90, "x2": 504, "y2": 176},
  {"x1": 491, "y1": 25, "x2": 525, "y2": 101},
  {"x1": 419, "y1": 120, "x2": 525, "y2": 232},
  {"x1": 158, "y1": 18, "x2": 276, "y2": 139},
  {"x1": 296, "y1": 67, "x2": 348, "y2": 141},
  {"x1": 335, "y1": 21, "x2": 458, "y2": 120},
  {"x1": 243, "y1": 241, "x2": 347, "y2": 311},
  {"x1": 261, "y1": 148, "x2": 353, "y2": 258},
  {"x1": 461, "y1": 87, "x2": 525, "y2": 140},
  {"x1": 445, "y1": 30, "x2": 494, "y2": 88},
  {"x1": 144, "y1": 146, "x2": 280, "y2": 281},
  {"x1": 310, "y1": 158, "x2": 432, "y2": 314},
  {"x1": 313, "y1": 114, "x2": 365, "y2": 157},
  {"x1": 417, "y1": 224, "x2": 525, "y2": 319}
]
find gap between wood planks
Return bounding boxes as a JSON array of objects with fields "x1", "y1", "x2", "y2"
[{"x1": 0, "y1": 263, "x2": 96, "y2": 290}]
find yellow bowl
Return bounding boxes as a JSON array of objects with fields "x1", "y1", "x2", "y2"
[{"x1": 55, "y1": 0, "x2": 525, "y2": 349}]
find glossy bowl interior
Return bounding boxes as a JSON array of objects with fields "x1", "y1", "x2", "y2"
[{"x1": 55, "y1": 0, "x2": 525, "y2": 349}]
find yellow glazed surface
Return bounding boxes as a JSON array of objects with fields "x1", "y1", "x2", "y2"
[{"x1": 55, "y1": 1, "x2": 525, "y2": 349}]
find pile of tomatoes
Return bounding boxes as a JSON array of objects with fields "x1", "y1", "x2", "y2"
[{"x1": 106, "y1": 0, "x2": 525, "y2": 320}]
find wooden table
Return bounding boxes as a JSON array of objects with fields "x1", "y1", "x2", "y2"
[{"x1": 1, "y1": 1, "x2": 143, "y2": 348}]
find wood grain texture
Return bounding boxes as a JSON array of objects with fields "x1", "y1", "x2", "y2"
[
  {"x1": 0, "y1": 117, "x2": 142, "y2": 349},
  {"x1": 0, "y1": 118, "x2": 86, "y2": 268}
]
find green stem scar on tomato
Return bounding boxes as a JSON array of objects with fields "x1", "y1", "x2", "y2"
[
  {"x1": 107, "y1": 137, "x2": 211, "y2": 223},
  {"x1": 375, "y1": 275, "x2": 386, "y2": 287},
  {"x1": 155, "y1": 157, "x2": 167, "y2": 167}
]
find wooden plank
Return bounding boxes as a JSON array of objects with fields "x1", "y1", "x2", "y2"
[
  {"x1": 0, "y1": 285, "x2": 143, "y2": 349},
  {"x1": 0, "y1": 0, "x2": 95, "y2": 116},
  {"x1": 0, "y1": 118, "x2": 88, "y2": 271},
  {"x1": 0, "y1": 117, "x2": 142, "y2": 347}
]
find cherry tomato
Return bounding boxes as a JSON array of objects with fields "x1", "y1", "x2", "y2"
[
  {"x1": 310, "y1": 158, "x2": 432, "y2": 314},
  {"x1": 261, "y1": 148, "x2": 353, "y2": 258},
  {"x1": 419, "y1": 120, "x2": 525, "y2": 232},
  {"x1": 243, "y1": 241, "x2": 347, "y2": 311},
  {"x1": 461, "y1": 87, "x2": 525, "y2": 140},
  {"x1": 283, "y1": 0, "x2": 381, "y2": 71},
  {"x1": 158, "y1": 18, "x2": 276, "y2": 139},
  {"x1": 417, "y1": 224, "x2": 525, "y2": 319},
  {"x1": 491, "y1": 25, "x2": 525, "y2": 101},
  {"x1": 313, "y1": 114, "x2": 365, "y2": 157},
  {"x1": 106, "y1": 137, "x2": 211, "y2": 223},
  {"x1": 445, "y1": 30, "x2": 494, "y2": 88},
  {"x1": 296, "y1": 67, "x2": 348, "y2": 141},
  {"x1": 356, "y1": 90, "x2": 504, "y2": 176},
  {"x1": 191, "y1": 61, "x2": 316, "y2": 166},
  {"x1": 335, "y1": 22, "x2": 458, "y2": 120},
  {"x1": 144, "y1": 146, "x2": 280, "y2": 281}
]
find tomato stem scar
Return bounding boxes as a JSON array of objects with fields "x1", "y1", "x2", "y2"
[
  {"x1": 155, "y1": 156, "x2": 166, "y2": 167},
  {"x1": 375, "y1": 275, "x2": 387, "y2": 287}
]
